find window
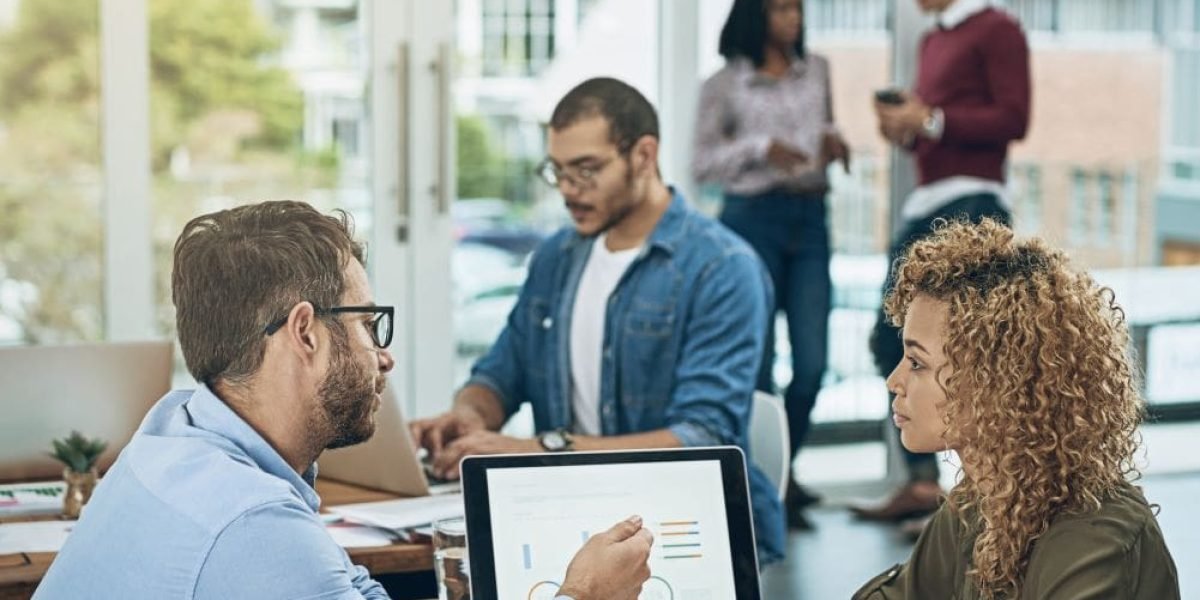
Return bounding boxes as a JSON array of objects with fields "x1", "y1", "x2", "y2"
[
  {"x1": 0, "y1": 0, "x2": 104, "y2": 344},
  {"x1": 1011, "y1": 163, "x2": 1043, "y2": 234},
  {"x1": 1166, "y1": 40, "x2": 1200, "y2": 185},
  {"x1": 1057, "y1": 0, "x2": 1156, "y2": 34},
  {"x1": 149, "y1": 0, "x2": 372, "y2": 341},
  {"x1": 1070, "y1": 169, "x2": 1090, "y2": 246},
  {"x1": 482, "y1": 0, "x2": 556, "y2": 77},
  {"x1": 1096, "y1": 171, "x2": 1115, "y2": 245},
  {"x1": 1001, "y1": 0, "x2": 1200, "y2": 39},
  {"x1": 1002, "y1": 0, "x2": 1056, "y2": 32},
  {"x1": 333, "y1": 117, "x2": 360, "y2": 158},
  {"x1": 1002, "y1": 0, "x2": 1157, "y2": 35},
  {"x1": 1005, "y1": 1, "x2": 1200, "y2": 424},
  {"x1": 1121, "y1": 166, "x2": 1139, "y2": 255},
  {"x1": 806, "y1": 0, "x2": 889, "y2": 35}
]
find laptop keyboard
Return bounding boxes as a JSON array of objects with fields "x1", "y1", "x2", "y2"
[{"x1": 418, "y1": 451, "x2": 462, "y2": 494}]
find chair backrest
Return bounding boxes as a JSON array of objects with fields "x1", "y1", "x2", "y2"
[{"x1": 749, "y1": 391, "x2": 790, "y2": 501}]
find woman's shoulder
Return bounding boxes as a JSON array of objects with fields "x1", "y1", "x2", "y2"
[
  {"x1": 1023, "y1": 483, "x2": 1180, "y2": 598},
  {"x1": 915, "y1": 500, "x2": 970, "y2": 555},
  {"x1": 1043, "y1": 483, "x2": 1159, "y2": 549},
  {"x1": 805, "y1": 52, "x2": 830, "y2": 68},
  {"x1": 702, "y1": 58, "x2": 749, "y2": 85},
  {"x1": 796, "y1": 53, "x2": 832, "y2": 83}
]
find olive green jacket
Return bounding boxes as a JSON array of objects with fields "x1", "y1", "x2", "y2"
[{"x1": 853, "y1": 483, "x2": 1179, "y2": 599}]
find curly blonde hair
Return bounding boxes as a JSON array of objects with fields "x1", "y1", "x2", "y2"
[{"x1": 884, "y1": 218, "x2": 1143, "y2": 599}]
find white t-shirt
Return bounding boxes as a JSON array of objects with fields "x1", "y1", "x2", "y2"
[{"x1": 569, "y1": 233, "x2": 642, "y2": 436}]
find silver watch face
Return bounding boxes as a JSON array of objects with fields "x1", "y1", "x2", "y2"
[{"x1": 923, "y1": 115, "x2": 937, "y2": 134}]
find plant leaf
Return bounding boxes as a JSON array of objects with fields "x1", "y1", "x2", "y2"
[{"x1": 50, "y1": 432, "x2": 108, "y2": 471}]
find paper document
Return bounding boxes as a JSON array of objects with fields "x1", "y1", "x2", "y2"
[
  {"x1": 329, "y1": 494, "x2": 463, "y2": 532},
  {"x1": 325, "y1": 521, "x2": 402, "y2": 548},
  {"x1": 0, "y1": 482, "x2": 67, "y2": 517},
  {"x1": 0, "y1": 521, "x2": 76, "y2": 554}
]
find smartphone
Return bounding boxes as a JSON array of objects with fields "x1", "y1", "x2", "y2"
[{"x1": 875, "y1": 89, "x2": 905, "y2": 105}]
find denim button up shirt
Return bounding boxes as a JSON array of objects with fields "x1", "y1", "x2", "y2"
[{"x1": 467, "y1": 189, "x2": 787, "y2": 564}]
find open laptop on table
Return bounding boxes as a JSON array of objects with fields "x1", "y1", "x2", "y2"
[
  {"x1": 0, "y1": 341, "x2": 173, "y2": 483},
  {"x1": 318, "y1": 379, "x2": 459, "y2": 497},
  {"x1": 461, "y1": 447, "x2": 762, "y2": 600}
]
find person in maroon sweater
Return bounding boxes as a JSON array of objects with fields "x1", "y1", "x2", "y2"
[{"x1": 853, "y1": 0, "x2": 1031, "y2": 532}]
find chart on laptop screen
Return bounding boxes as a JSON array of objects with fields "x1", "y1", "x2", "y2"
[{"x1": 486, "y1": 460, "x2": 736, "y2": 600}]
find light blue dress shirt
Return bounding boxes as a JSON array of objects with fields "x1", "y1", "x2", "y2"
[{"x1": 34, "y1": 386, "x2": 389, "y2": 599}]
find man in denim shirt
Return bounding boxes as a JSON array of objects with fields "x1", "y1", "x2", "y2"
[{"x1": 412, "y1": 78, "x2": 787, "y2": 565}]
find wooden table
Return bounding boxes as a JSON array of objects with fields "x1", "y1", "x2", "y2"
[
  {"x1": 0, "y1": 479, "x2": 433, "y2": 600},
  {"x1": 315, "y1": 479, "x2": 435, "y2": 574}
]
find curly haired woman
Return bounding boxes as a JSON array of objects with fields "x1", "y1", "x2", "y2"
[{"x1": 854, "y1": 219, "x2": 1179, "y2": 599}]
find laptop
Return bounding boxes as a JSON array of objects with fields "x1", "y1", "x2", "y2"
[
  {"x1": 318, "y1": 377, "x2": 459, "y2": 497},
  {"x1": 460, "y1": 447, "x2": 762, "y2": 600},
  {"x1": 0, "y1": 341, "x2": 173, "y2": 482}
]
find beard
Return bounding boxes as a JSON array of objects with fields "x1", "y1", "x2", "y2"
[
  {"x1": 315, "y1": 325, "x2": 381, "y2": 450},
  {"x1": 594, "y1": 163, "x2": 640, "y2": 234}
]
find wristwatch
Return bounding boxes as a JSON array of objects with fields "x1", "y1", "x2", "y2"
[
  {"x1": 538, "y1": 428, "x2": 574, "y2": 452},
  {"x1": 921, "y1": 107, "x2": 945, "y2": 140}
]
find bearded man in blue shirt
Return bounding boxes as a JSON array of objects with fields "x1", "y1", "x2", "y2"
[
  {"x1": 35, "y1": 201, "x2": 652, "y2": 599},
  {"x1": 411, "y1": 77, "x2": 787, "y2": 565}
]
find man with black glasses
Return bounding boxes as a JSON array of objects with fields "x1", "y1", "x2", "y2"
[
  {"x1": 36, "y1": 201, "x2": 652, "y2": 599},
  {"x1": 411, "y1": 78, "x2": 787, "y2": 566}
]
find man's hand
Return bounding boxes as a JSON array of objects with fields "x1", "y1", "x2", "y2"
[
  {"x1": 558, "y1": 516, "x2": 654, "y2": 600},
  {"x1": 429, "y1": 431, "x2": 541, "y2": 479},
  {"x1": 875, "y1": 91, "x2": 931, "y2": 147},
  {"x1": 409, "y1": 408, "x2": 488, "y2": 456},
  {"x1": 766, "y1": 139, "x2": 811, "y2": 174},
  {"x1": 821, "y1": 131, "x2": 852, "y2": 174}
]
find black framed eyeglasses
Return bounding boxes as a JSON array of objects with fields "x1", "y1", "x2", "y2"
[{"x1": 264, "y1": 305, "x2": 395, "y2": 349}]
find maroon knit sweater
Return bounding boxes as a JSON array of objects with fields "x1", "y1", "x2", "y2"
[{"x1": 913, "y1": 8, "x2": 1031, "y2": 186}]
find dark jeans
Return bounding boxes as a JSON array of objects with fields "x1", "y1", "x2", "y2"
[
  {"x1": 721, "y1": 190, "x2": 831, "y2": 460},
  {"x1": 870, "y1": 193, "x2": 1011, "y2": 482}
]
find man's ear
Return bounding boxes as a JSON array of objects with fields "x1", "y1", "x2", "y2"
[
  {"x1": 283, "y1": 301, "x2": 320, "y2": 362},
  {"x1": 632, "y1": 135, "x2": 659, "y2": 178}
]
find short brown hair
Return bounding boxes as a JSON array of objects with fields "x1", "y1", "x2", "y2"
[
  {"x1": 171, "y1": 200, "x2": 365, "y2": 386},
  {"x1": 550, "y1": 77, "x2": 659, "y2": 152}
]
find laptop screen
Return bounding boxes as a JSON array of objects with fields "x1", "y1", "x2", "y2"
[{"x1": 476, "y1": 454, "x2": 744, "y2": 600}]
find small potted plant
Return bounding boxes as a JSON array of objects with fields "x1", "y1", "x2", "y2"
[{"x1": 49, "y1": 431, "x2": 107, "y2": 519}]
